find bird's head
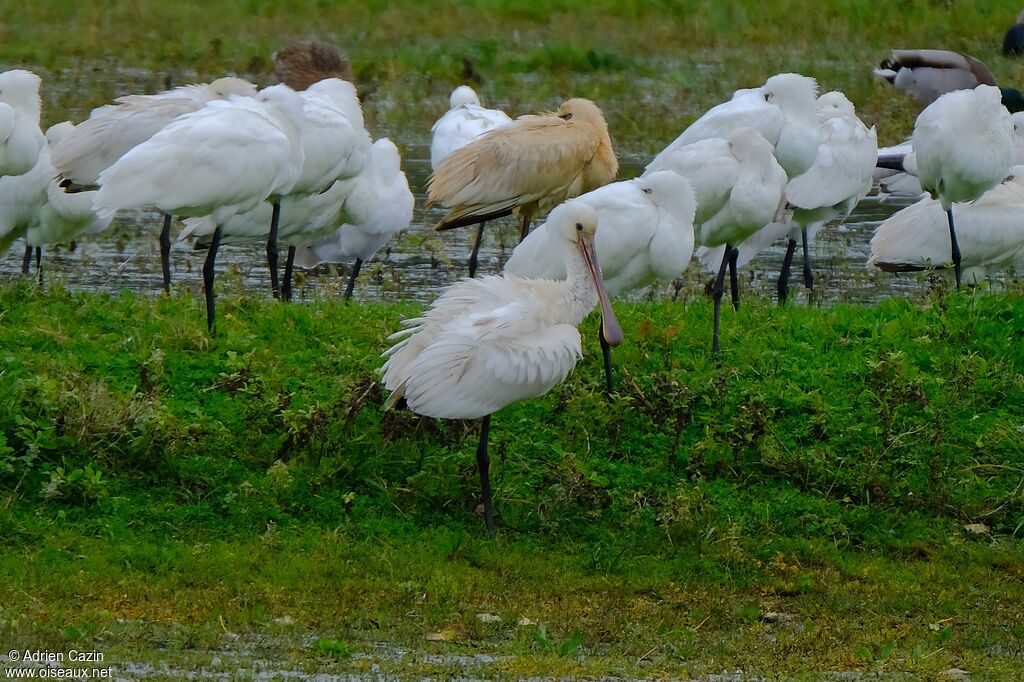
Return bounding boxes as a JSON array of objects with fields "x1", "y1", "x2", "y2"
[
  {"x1": 256, "y1": 84, "x2": 306, "y2": 129},
  {"x1": 208, "y1": 77, "x2": 257, "y2": 99},
  {"x1": 0, "y1": 69, "x2": 41, "y2": 109},
  {"x1": 552, "y1": 201, "x2": 623, "y2": 347},
  {"x1": 555, "y1": 98, "x2": 607, "y2": 127},
  {"x1": 727, "y1": 127, "x2": 776, "y2": 163},
  {"x1": 635, "y1": 171, "x2": 697, "y2": 225},
  {"x1": 761, "y1": 73, "x2": 819, "y2": 110},
  {"x1": 450, "y1": 85, "x2": 481, "y2": 109},
  {"x1": 817, "y1": 91, "x2": 856, "y2": 119}
]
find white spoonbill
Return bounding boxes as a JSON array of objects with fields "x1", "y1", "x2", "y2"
[
  {"x1": 50, "y1": 76, "x2": 258, "y2": 292},
  {"x1": 273, "y1": 39, "x2": 354, "y2": 90},
  {"x1": 19, "y1": 122, "x2": 112, "y2": 282},
  {"x1": 868, "y1": 166, "x2": 1024, "y2": 281},
  {"x1": 430, "y1": 85, "x2": 513, "y2": 277},
  {"x1": 428, "y1": 97, "x2": 617, "y2": 242},
  {"x1": 646, "y1": 127, "x2": 788, "y2": 355},
  {"x1": 0, "y1": 69, "x2": 45, "y2": 177},
  {"x1": 505, "y1": 170, "x2": 695, "y2": 390},
  {"x1": 94, "y1": 84, "x2": 306, "y2": 333},
  {"x1": 911, "y1": 84, "x2": 1015, "y2": 288},
  {"x1": 293, "y1": 138, "x2": 414, "y2": 300},
  {"x1": 381, "y1": 201, "x2": 623, "y2": 534},
  {"x1": 649, "y1": 73, "x2": 820, "y2": 180}
]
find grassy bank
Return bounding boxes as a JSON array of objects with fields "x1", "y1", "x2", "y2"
[
  {"x1": 7, "y1": 1, "x2": 1024, "y2": 154},
  {"x1": 1, "y1": 283, "x2": 1023, "y2": 677}
]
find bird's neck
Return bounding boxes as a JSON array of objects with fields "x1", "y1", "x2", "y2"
[{"x1": 561, "y1": 246, "x2": 599, "y2": 325}]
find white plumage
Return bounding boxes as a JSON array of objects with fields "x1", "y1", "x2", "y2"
[
  {"x1": 382, "y1": 201, "x2": 621, "y2": 420},
  {"x1": 0, "y1": 69, "x2": 45, "y2": 177},
  {"x1": 868, "y1": 167, "x2": 1024, "y2": 281},
  {"x1": 912, "y1": 84, "x2": 1015, "y2": 287},
  {"x1": 94, "y1": 84, "x2": 305, "y2": 225},
  {"x1": 648, "y1": 73, "x2": 820, "y2": 180},
  {"x1": 505, "y1": 170, "x2": 696, "y2": 297},
  {"x1": 430, "y1": 85, "x2": 512, "y2": 169},
  {"x1": 290, "y1": 78, "x2": 371, "y2": 195},
  {"x1": 51, "y1": 77, "x2": 257, "y2": 186}
]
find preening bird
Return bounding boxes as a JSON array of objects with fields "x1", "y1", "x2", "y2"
[
  {"x1": 505, "y1": 170, "x2": 695, "y2": 390},
  {"x1": 94, "y1": 84, "x2": 307, "y2": 333},
  {"x1": 50, "y1": 76, "x2": 258, "y2": 292},
  {"x1": 0, "y1": 69, "x2": 45, "y2": 177},
  {"x1": 911, "y1": 84, "x2": 1015, "y2": 288},
  {"x1": 430, "y1": 85, "x2": 513, "y2": 276},
  {"x1": 649, "y1": 73, "x2": 820, "y2": 180},
  {"x1": 381, "y1": 201, "x2": 623, "y2": 534},
  {"x1": 273, "y1": 39, "x2": 354, "y2": 90},
  {"x1": 647, "y1": 127, "x2": 788, "y2": 355},
  {"x1": 293, "y1": 138, "x2": 414, "y2": 300},
  {"x1": 868, "y1": 166, "x2": 1024, "y2": 282},
  {"x1": 427, "y1": 97, "x2": 617, "y2": 243}
]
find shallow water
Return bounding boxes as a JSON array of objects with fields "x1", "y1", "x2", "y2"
[{"x1": 0, "y1": 146, "x2": 930, "y2": 307}]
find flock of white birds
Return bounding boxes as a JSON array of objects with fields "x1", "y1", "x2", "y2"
[{"x1": 2, "y1": 42, "x2": 1022, "y2": 532}]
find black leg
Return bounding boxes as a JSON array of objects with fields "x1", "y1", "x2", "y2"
[
  {"x1": 599, "y1": 324, "x2": 614, "y2": 394},
  {"x1": 160, "y1": 213, "x2": 172, "y2": 295},
  {"x1": 728, "y1": 245, "x2": 740, "y2": 311},
  {"x1": 476, "y1": 414, "x2": 495, "y2": 536},
  {"x1": 268, "y1": 201, "x2": 281, "y2": 299},
  {"x1": 468, "y1": 221, "x2": 486, "y2": 278},
  {"x1": 711, "y1": 245, "x2": 731, "y2": 360},
  {"x1": 777, "y1": 238, "x2": 796, "y2": 305},
  {"x1": 519, "y1": 214, "x2": 531, "y2": 242},
  {"x1": 282, "y1": 245, "x2": 296, "y2": 302},
  {"x1": 203, "y1": 224, "x2": 224, "y2": 335},
  {"x1": 801, "y1": 227, "x2": 814, "y2": 292},
  {"x1": 946, "y1": 207, "x2": 962, "y2": 289},
  {"x1": 34, "y1": 247, "x2": 41, "y2": 287},
  {"x1": 21, "y1": 243, "x2": 31, "y2": 276},
  {"x1": 343, "y1": 258, "x2": 363, "y2": 302}
]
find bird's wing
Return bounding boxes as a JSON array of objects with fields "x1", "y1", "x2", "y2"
[
  {"x1": 383, "y1": 290, "x2": 583, "y2": 419},
  {"x1": 427, "y1": 115, "x2": 596, "y2": 224},
  {"x1": 786, "y1": 118, "x2": 878, "y2": 209},
  {"x1": 649, "y1": 90, "x2": 783, "y2": 166},
  {"x1": 645, "y1": 138, "x2": 738, "y2": 225},
  {"x1": 94, "y1": 107, "x2": 292, "y2": 216}
]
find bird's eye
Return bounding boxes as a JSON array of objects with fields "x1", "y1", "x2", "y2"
[
  {"x1": 642, "y1": 187, "x2": 652, "y2": 194},
  {"x1": 575, "y1": 222, "x2": 583, "y2": 231},
  {"x1": 763, "y1": 92, "x2": 771, "y2": 102},
  {"x1": 560, "y1": 113, "x2": 573, "y2": 120}
]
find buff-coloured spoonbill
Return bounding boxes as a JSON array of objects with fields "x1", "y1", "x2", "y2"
[
  {"x1": 430, "y1": 85, "x2": 512, "y2": 277},
  {"x1": 381, "y1": 201, "x2": 622, "y2": 534},
  {"x1": 427, "y1": 97, "x2": 617, "y2": 244}
]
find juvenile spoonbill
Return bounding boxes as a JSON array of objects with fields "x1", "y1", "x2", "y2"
[
  {"x1": 505, "y1": 170, "x2": 695, "y2": 390},
  {"x1": 273, "y1": 39, "x2": 354, "y2": 90},
  {"x1": 430, "y1": 85, "x2": 512, "y2": 276},
  {"x1": 873, "y1": 49, "x2": 1024, "y2": 111},
  {"x1": 381, "y1": 202, "x2": 623, "y2": 534},
  {"x1": 94, "y1": 84, "x2": 306, "y2": 333},
  {"x1": 911, "y1": 84, "x2": 1015, "y2": 288},
  {"x1": 50, "y1": 76, "x2": 258, "y2": 292},
  {"x1": 868, "y1": 166, "x2": 1024, "y2": 281},
  {"x1": 646, "y1": 127, "x2": 788, "y2": 355},
  {"x1": 0, "y1": 69, "x2": 45, "y2": 177},
  {"x1": 428, "y1": 97, "x2": 617, "y2": 242},
  {"x1": 293, "y1": 138, "x2": 414, "y2": 300}
]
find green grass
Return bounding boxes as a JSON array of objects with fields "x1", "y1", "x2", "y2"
[
  {"x1": 9, "y1": 0, "x2": 1024, "y2": 155},
  {"x1": 1, "y1": 282, "x2": 1023, "y2": 677}
]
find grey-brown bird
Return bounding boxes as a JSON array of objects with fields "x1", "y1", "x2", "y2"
[
  {"x1": 273, "y1": 39, "x2": 354, "y2": 90},
  {"x1": 427, "y1": 97, "x2": 617, "y2": 243}
]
